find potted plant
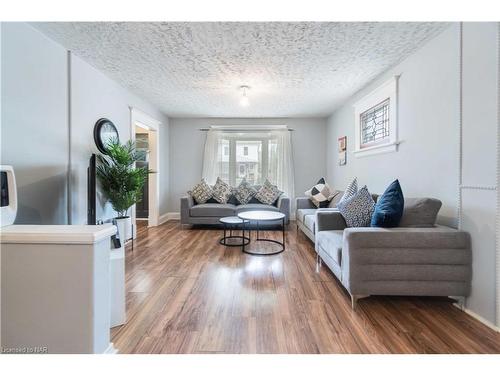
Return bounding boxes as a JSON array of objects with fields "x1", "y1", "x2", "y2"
[{"x1": 96, "y1": 139, "x2": 150, "y2": 242}]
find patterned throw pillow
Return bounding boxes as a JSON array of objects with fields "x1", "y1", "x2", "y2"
[
  {"x1": 338, "y1": 177, "x2": 358, "y2": 206},
  {"x1": 188, "y1": 179, "x2": 213, "y2": 204},
  {"x1": 233, "y1": 179, "x2": 257, "y2": 205},
  {"x1": 337, "y1": 185, "x2": 375, "y2": 227},
  {"x1": 305, "y1": 177, "x2": 338, "y2": 208},
  {"x1": 255, "y1": 179, "x2": 282, "y2": 205},
  {"x1": 211, "y1": 177, "x2": 233, "y2": 204}
]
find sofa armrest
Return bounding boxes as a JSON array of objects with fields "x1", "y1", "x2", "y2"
[
  {"x1": 295, "y1": 197, "x2": 315, "y2": 210},
  {"x1": 277, "y1": 195, "x2": 290, "y2": 224},
  {"x1": 180, "y1": 195, "x2": 194, "y2": 224},
  {"x1": 341, "y1": 226, "x2": 472, "y2": 294},
  {"x1": 316, "y1": 211, "x2": 347, "y2": 232}
]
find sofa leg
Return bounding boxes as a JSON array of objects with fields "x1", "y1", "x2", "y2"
[
  {"x1": 453, "y1": 296, "x2": 466, "y2": 311},
  {"x1": 315, "y1": 254, "x2": 322, "y2": 273},
  {"x1": 350, "y1": 294, "x2": 369, "y2": 310}
]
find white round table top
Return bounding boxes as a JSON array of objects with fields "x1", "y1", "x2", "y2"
[
  {"x1": 237, "y1": 210, "x2": 286, "y2": 221},
  {"x1": 219, "y1": 216, "x2": 249, "y2": 224}
]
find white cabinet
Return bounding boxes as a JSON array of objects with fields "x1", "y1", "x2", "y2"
[{"x1": 0, "y1": 224, "x2": 117, "y2": 353}]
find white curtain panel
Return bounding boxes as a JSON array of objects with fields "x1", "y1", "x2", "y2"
[
  {"x1": 201, "y1": 129, "x2": 224, "y2": 185},
  {"x1": 201, "y1": 128, "x2": 295, "y2": 198},
  {"x1": 269, "y1": 130, "x2": 295, "y2": 200}
]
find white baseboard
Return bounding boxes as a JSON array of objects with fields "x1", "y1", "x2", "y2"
[
  {"x1": 159, "y1": 212, "x2": 180, "y2": 224},
  {"x1": 453, "y1": 303, "x2": 500, "y2": 332},
  {"x1": 103, "y1": 343, "x2": 118, "y2": 354}
]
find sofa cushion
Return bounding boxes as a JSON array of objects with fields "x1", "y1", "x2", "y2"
[
  {"x1": 190, "y1": 203, "x2": 236, "y2": 217},
  {"x1": 188, "y1": 179, "x2": 213, "y2": 204},
  {"x1": 371, "y1": 179, "x2": 404, "y2": 228},
  {"x1": 337, "y1": 185, "x2": 375, "y2": 227},
  {"x1": 233, "y1": 179, "x2": 257, "y2": 204},
  {"x1": 236, "y1": 203, "x2": 280, "y2": 215},
  {"x1": 304, "y1": 214, "x2": 316, "y2": 233},
  {"x1": 316, "y1": 230, "x2": 344, "y2": 265},
  {"x1": 399, "y1": 198, "x2": 442, "y2": 227},
  {"x1": 297, "y1": 209, "x2": 317, "y2": 224},
  {"x1": 255, "y1": 179, "x2": 282, "y2": 205},
  {"x1": 211, "y1": 177, "x2": 233, "y2": 204}
]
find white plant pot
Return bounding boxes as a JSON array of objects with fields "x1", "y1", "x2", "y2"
[{"x1": 115, "y1": 216, "x2": 132, "y2": 242}]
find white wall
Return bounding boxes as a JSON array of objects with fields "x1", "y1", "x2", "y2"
[
  {"x1": 1, "y1": 23, "x2": 170, "y2": 225},
  {"x1": 70, "y1": 53, "x2": 170, "y2": 224},
  {"x1": 460, "y1": 22, "x2": 499, "y2": 327},
  {"x1": 1, "y1": 22, "x2": 69, "y2": 224},
  {"x1": 326, "y1": 23, "x2": 499, "y2": 328},
  {"x1": 168, "y1": 117, "x2": 327, "y2": 213},
  {"x1": 326, "y1": 24, "x2": 460, "y2": 227}
]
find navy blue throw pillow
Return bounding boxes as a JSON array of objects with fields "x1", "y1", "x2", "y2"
[{"x1": 371, "y1": 180, "x2": 404, "y2": 228}]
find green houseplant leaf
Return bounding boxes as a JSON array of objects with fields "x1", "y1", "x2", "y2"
[{"x1": 96, "y1": 138, "x2": 151, "y2": 218}]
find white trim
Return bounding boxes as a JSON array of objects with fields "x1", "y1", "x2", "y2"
[
  {"x1": 496, "y1": 21, "x2": 500, "y2": 329},
  {"x1": 103, "y1": 343, "x2": 118, "y2": 354},
  {"x1": 130, "y1": 107, "x2": 161, "y2": 232},
  {"x1": 353, "y1": 75, "x2": 400, "y2": 158},
  {"x1": 210, "y1": 125, "x2": 287, "y2": 131},
  {"x1": 352, "y1": 141, "x2": 400, "y2": 157},
  {"x1": 453, "y1": 303, "x2": 500, "y2": 332},
  {"x1": 159, "y1": 212, "x2": 180, "y2": 224}
]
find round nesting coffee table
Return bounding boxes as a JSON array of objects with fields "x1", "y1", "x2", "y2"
[
  {"x1": 219, "y1": 216, "x2": 250, "y2": 247},
  {"x1": 237, "y1": 211, "x2": 286, "y2": 256}
]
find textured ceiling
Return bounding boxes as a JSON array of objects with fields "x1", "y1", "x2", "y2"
[{"x1": 33, "y1": 22, "x2": 448, "y2": 117}]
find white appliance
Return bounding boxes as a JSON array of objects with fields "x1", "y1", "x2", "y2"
[{"x1": 0, "y1": 165, "x2": 118, "y2": 353}]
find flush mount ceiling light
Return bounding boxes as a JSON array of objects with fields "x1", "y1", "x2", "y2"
[{"x1": 239, "y1": 86, "x2": 250, "y2": 107}]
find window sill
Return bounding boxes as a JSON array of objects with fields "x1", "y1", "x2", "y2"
[{"x1": 353, "y1": 141, "x2": 399, "y2": 158}]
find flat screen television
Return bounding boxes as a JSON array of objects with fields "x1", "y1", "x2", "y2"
[{"x1": 87, "y1": 154, "x2": 96, "y2": 225}]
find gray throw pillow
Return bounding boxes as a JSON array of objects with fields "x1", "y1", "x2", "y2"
[
  {"x1": 338, "y1": 177, "x2": 358, "y2": 206},
  {"x1": 255, "y1": 179, "x2": 282, "y2": 205},
  {"x1": 188, "y1": 179, "x2": 213, "y2": 204},
  {"x1": 337, "y1": 185, "x2": 375, "y2": 227},
  {"x1": 234, "y1": 179, "x2": 257, "y2": 205},
  {"x1": 399, "y1": 197, "x2": 442, "y2": 227},
  {"x1": 211, "y1": 177, "x2": 233, "y2": 204}
]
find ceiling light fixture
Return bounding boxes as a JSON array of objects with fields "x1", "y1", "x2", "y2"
[{"x1": 239, "y1": 86, "x2": 250, "y2": 107}]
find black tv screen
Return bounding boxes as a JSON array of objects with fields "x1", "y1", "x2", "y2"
[
  {"x1": 87, "y1": 154, "x2": 96, "y2": 225},
  {"x1": 1, "y1": 171, "x2": 9, "y2": 207}
]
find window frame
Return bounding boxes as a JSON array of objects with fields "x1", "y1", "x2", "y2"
[
  {"x1": 353, "y1": 76, "x2": 400, "y2": 157},
  {"x1": 222, "y1": 136, "x2": 270, "y2": 186}
]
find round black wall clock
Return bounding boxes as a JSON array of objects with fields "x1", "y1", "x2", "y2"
[{"x1": 93, "y1": 118, "x2": 119, "y2": 154}]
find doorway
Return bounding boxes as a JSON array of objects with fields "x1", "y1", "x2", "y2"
[
  {"x1": 130, "y1": 107, "x2": 161, "y2": 238},
  {"x1": 135, "y1": 125, "x2": 150, "y2": 220}
]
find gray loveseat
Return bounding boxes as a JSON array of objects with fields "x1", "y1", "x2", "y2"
[
  {"x1": 180, "y1": 193, "x2": 290, "y2": 226},
  {"x1": 314, "y1": 198, "x2": 472, "y2": 309}
]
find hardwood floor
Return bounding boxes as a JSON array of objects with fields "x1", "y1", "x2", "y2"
[{"x1": 111, "y1": 221, "x2": 500, "y2": 354}]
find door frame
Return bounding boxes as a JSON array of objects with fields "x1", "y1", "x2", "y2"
[{"x1": 130, "y1": 107, "x2": 161, "y2": 234}]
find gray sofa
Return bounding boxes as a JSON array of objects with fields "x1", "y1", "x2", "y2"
[
  {"x1": 296, "y1": 191, "x2": 379, "y2": 241},
  {"x1": 180, "y1": 194, "x2": 290, "y2": 226},
  {"x1": 313, "y1": 198, "x2": 472, "y2": 309}
]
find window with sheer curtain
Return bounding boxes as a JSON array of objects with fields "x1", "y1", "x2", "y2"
[{"x1": 202, "y1": 129, "x2": 295, "y2": 198}]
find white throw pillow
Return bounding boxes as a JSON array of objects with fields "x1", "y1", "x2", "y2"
[
  {"x1": 338, "y1": 177, "x2": 358, "y2": 206},
  {"x1": 337, "y1": 185, "x2": 375, "y2": 227},
  {"x1": 305, "y1": 177, "x2": 338, "y2": 208},
  {"x1": 255, "y1": 179, "x2": 282, "y2": 205},
  {"x1": 188, "y1": 179, "x2": 213, "y2": 204},
  {"x1": 211, "y1": 177, "x2": 233, "y2": 204}
]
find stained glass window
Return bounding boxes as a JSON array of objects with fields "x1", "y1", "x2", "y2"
[{"x1": 360, "y1": 98, "x2": 390, "y2": 147}]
